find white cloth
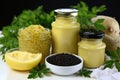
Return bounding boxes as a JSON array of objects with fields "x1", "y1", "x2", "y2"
[{"x1": 90, "y1": 66, "x2": 120, "y2": 80}]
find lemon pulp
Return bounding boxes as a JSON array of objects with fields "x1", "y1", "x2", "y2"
[{"x1": 5, "y1": 51, "x2": 42, "y2": 71}]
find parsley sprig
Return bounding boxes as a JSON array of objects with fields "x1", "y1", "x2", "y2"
[
  {"x1": 72, "y1": 1, "x2": 106, "y2": 30},
  {"x1": 104, "y1": 47, "x2": 120, "y2": 71},
  {"x1": 78, "y1": 68, "x2": 92, "y2": 77},
  {"x1": 28, "y1": 63, "x2": 50, "y2": 79}
]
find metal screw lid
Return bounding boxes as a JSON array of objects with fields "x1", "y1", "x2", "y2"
[{"x1": 54, "y1": 8, "x2": 78, "y2": 17}]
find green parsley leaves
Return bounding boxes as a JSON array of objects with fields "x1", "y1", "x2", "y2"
[
  {"x1": 72, "y1": 1, "x2": 106, "y2": 30},
  {"x1": 0, "y1": 6, "x2": 54, "y2": 55},
  {"x1": 78, "y1": 68, "x2": 92, "y2": 77},
  {"x1": 104, "y1": 47, "x2": 120, "y2": 71},
  {"x1": 28, "y1": 63, "x2": 50, "y2": 79}
]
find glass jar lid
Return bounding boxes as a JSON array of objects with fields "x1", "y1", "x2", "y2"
[
  {"x1": 54, "y1": 8, "x2": 78, "y2": 17},
  {"x1": 80, "y1": 29, "x2": 105, "y2": 39}
]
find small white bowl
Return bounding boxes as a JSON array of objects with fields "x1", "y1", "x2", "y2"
[{"x1": 45, "y1": 53, "x2": 83, "y2": 75}]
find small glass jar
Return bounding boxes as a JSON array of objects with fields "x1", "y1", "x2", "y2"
[
  {"x1": 52, "y1": 8, "x2": 80, "y2": 54},
  {"x1": 78, "y1": 29, "x2": 106, "y2": 68}
]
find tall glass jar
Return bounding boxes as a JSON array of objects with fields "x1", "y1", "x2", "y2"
[
  {"x1": 52, "y1": 8, "x2": 80, "y2": 54},
  {"x1": 78, "y1": 29, "x2": 106, "y2": 68}
]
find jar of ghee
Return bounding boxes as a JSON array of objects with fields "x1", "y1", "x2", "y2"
[
  {"x1": 52, "y1": 8, "x2": 80, "y2": 54},
  {"x1": 78, "y1": 29, "x2": 106, "y2": 68}
]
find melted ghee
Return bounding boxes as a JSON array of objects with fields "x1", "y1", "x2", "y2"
[
  {"x1": 52, "y1": 9, "x2": 80, "y2": 54},
  {"x1": 78, "y1": 38, "x2": 106, "y2": 68}
]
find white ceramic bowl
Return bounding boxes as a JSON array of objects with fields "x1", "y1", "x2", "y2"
[{"x1": 45, "y1": 53, "x2": 83, "y2": 75}]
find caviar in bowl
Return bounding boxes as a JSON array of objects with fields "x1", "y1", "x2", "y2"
[{"x1": 45, "y1": 53, "x2": 83, "y2": 75}]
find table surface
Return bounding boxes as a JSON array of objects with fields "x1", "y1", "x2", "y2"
[{"x1": 0, "y1": 55, "x2": 96, "y2": 80}]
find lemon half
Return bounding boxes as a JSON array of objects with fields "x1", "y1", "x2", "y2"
[{"x1": 5, "y1": 51, "x2": 42, "y2": 71}]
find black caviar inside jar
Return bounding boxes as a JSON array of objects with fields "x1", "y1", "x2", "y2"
[
  {"x1": 80, "y1": 29, "x2": 105, "y2": 39},
  {"x1": 46, "y1": 53, "x2": 81, "y2": 66}
]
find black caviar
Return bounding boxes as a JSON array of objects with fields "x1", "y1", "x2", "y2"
[{"x1": 46, "y1": 53, "x2": 81, "y2": 66}]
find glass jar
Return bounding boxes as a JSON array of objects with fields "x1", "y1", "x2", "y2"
[
  {"x1": 52, "y1": 8, "x2": 80, "y2": 54},
  {"x1": 78, "y1": 29, "x2": 106, "y2": 68},
  {"x1": 18, "y1": 25, "x2": 51, "y2": 62}
]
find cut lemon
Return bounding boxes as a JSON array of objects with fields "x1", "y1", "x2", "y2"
[{"x1": 5, "y1": 51, "x2": 42, "y2": 71}]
